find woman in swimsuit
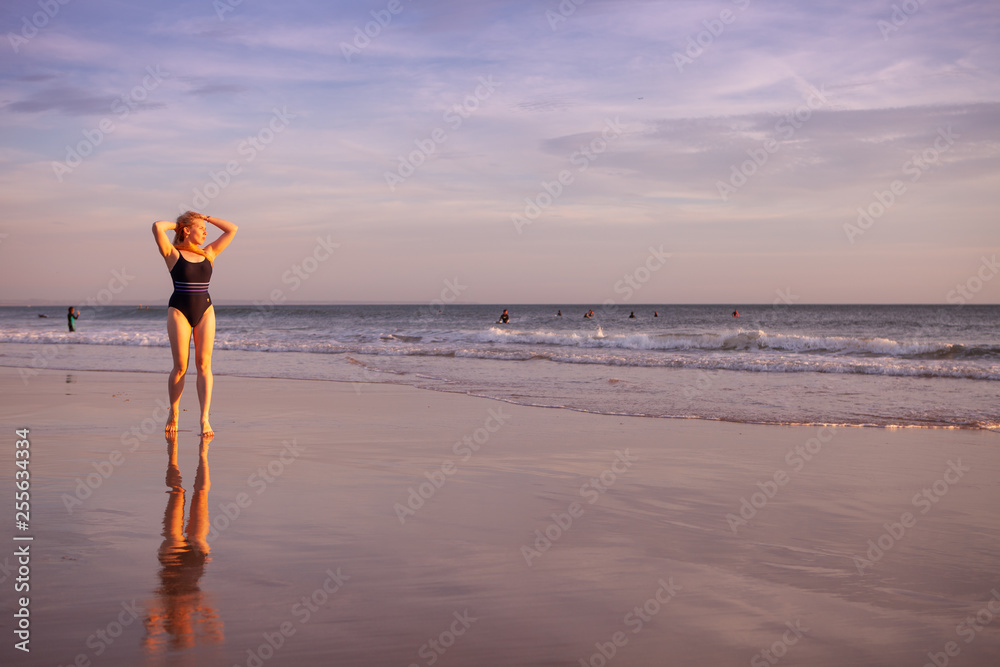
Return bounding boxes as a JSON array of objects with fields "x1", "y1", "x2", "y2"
[{"x1": 152, "y1": 212, "x2": 238, "y2": 436}]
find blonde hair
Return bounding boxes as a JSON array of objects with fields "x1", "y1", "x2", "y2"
[{"x1": 173, "y1": 212, "x2": 211, "y2": 259}]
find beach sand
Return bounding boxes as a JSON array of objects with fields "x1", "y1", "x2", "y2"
[{"x1": 2, "y1": 366, "x2": 999, "y2": 666}]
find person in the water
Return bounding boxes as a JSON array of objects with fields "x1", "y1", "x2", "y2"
[
  {"x1": 498, "y1": 309, "x2": 509, "y2": 324},
  {"x1": 67, "y1": 307, "x2": 79, "y2": 332}
]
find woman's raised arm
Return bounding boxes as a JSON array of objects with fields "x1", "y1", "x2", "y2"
[
  {"x1": 152, "y1": 219, "x2": 179, "y2": 262},
  {"x1": 203, "y1": 214, "x2": 238, "y2": 258}
]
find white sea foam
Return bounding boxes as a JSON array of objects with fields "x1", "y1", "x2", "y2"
[
  {"x1": 474, "y1": 326, "x2": 996, "y2": 361},
  {"x1": 1, "y1": 325, "x2": 997, "y2": 380}
]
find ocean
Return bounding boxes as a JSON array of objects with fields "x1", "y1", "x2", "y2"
[{"x1": 1, "y1": 303, "x2": 997, "y2": 429}]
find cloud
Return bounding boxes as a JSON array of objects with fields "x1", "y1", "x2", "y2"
[
  {"x1": 6, "y1": 87, "x2": 127, "y2": 116},
  {"x1": 14, "y1": 74, "x2": 59, "y2": 82},
  {"x1": 512, "y1": 97, "x2": 575, "y2": 113},
  {"x1": 185, "y1": 82, "x2": 251, "y2": 96}
]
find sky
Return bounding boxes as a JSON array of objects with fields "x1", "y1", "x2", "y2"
[{"x1": 1, "y1": 0, "x2": 998, "y2": 306}]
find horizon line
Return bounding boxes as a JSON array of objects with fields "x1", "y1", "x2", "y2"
[{"x1": 2, "y1": 302, "x2": 997, "y2": 308}]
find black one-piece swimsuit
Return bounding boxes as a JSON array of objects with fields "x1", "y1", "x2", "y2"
[{"x1": 168, "y1": 253, "x2": 213, "y2": 327}]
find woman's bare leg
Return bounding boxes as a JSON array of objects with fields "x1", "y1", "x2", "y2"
[
  {"x1": 192, "y1": 306, "x2": 216, "y2": 436},
  {"x1": 166, "y1": 308, "x2": 192, "y2": 433}
]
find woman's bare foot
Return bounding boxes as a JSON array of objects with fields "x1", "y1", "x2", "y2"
[
  {"x1": 165, "y1": 409, "x2": 179, "y2": 433},
  {"x1": 200, "y1": 420, "x2": 214, "y2": 438}
]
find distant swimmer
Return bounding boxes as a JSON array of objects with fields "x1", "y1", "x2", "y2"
[
  {"x1": 583, "y1": 309, "x2": 594, "y2": 319},
  {"x1": 654, "y1": 311, "x2": 659, "y2": 317},
  {"x1": 67, "y1": 307, "x2": 79, "y2": 332},
  {"x1": 556, "y1": 309, "x2": 562, "y2": 317},
  {"x1": 498, "y1": 309, "x2": 509, "y2": 324},
  {"x1": 629, "y1": 311, "x2": 636, "y2": 319},
  {"x1": 732, "y1": 310, "x2": 739, "y2": 318}
]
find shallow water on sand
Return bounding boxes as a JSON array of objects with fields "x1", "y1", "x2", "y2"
[{"x1": 10, "y1": 369, "x2": 1000, "y2": 666}]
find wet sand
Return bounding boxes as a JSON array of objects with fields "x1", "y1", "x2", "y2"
[{"x1": 2, "y1": 366, "x2": 999, "y2": 666}]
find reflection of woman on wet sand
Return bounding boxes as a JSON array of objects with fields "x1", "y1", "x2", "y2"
[
  {"x1": 152, "y1": 212, "x2": 238, "y2": 435},
  {"x1": 143, "y1": 434, "x2": 224, "y2": 653}
]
